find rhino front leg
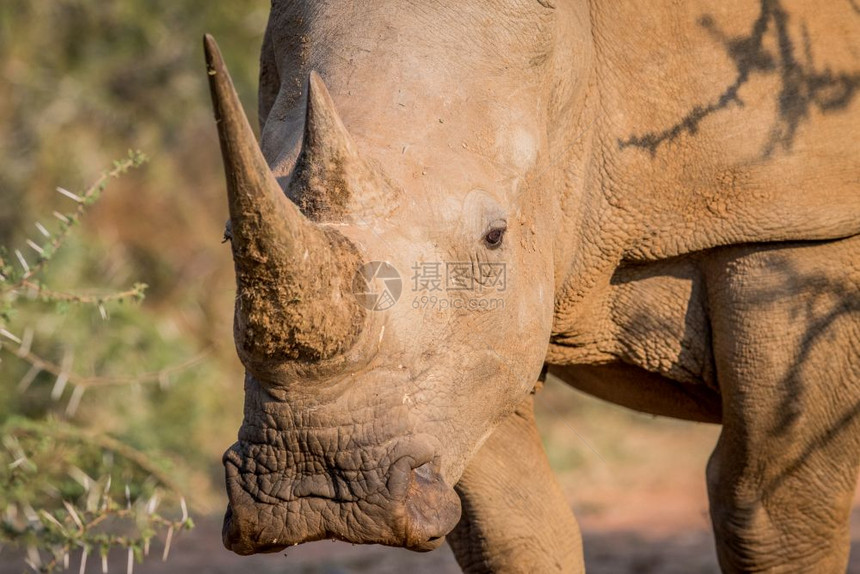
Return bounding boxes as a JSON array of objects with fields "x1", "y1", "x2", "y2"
[
  {"x1": 705, "y1": 239, "x2": 860, "y2": 573},
  {"x1": 447, "y1": 392, "x2": 584, "y2": 573}
]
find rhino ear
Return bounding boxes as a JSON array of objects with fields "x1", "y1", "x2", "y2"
[{"x1": 288, "y1": 71, "x2": 397, "y2": 221}]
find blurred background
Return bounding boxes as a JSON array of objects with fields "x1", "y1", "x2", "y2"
[
  {"x1": 0, "y1": 2, "x2": 856, "y2": 573},
  {"x1": 0, "y1": 0, "x2": 267, "y2": 508}
]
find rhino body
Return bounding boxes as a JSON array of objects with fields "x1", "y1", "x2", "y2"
[{"x1": 207, "y1": 0, "x2": 860, "y2": 572}]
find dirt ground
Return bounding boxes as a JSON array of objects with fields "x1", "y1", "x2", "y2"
[{"x1": 3, "y1": 378, "x2": 859, "y2": 573}]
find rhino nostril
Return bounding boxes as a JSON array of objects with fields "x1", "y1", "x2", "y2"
[
  {"x1": 403, "y1": 462, "x2": 461, "y2": 549},
  {"x1": 411, "y1": 461, "x2": 435, "y2": 480}
]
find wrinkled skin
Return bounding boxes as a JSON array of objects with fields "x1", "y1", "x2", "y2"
[{"x1": 210, "y1": 1, "x2": 860, "y2": 572}]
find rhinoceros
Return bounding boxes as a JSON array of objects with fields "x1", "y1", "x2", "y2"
[{"x1": 204, "y1": 0, "x2": 860, "y2": 572}]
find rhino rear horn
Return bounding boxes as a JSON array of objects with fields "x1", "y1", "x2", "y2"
[
  {"x1": 204, "y1": 34, "x2": 366, "y2": 368},
  {"x1": 289, "y1": 71, "x2": 397, "y2": 221}
]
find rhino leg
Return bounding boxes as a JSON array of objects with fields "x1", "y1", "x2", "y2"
[
  {"x1": 704, "y1": 237, "x2": 860, "y2": 573},
  {"x1": 447, "y1": 392, "x2": 584, "y2": 574}
]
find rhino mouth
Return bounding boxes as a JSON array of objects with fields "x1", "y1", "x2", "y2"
[{"x1": 221, "y1": 439, "x2": 462, "y2": 554}]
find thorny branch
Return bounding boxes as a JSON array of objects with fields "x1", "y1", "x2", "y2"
[
  {"x1": 0, "y1": 150, "x2": 148, "y2": 298},
  {"x1": 0, "y1": 153, "x2": 199, "y2": 573},
  {"x1": 2, "y1": 419, "x2": 194, "y2": 574},
  {"x1": 1, "y1": 334, "x2": 209, "y2": 391}
]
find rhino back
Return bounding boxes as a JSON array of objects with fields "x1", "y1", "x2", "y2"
[{"x1": 586, "y1": 0, "x2": 860, "y2": 262}]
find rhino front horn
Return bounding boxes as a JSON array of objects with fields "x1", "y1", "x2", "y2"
[
  {"x1": 204, "y1": 34, "x2": 366, "y2": 369},
  {"x1": 288, "y1": 71, "x2": 398, "y2": 222}
]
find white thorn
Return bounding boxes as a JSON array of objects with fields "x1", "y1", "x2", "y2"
[
  {"x1": 79, "y1": 548, "x2": 88, "y2": 574},
  {"x1": 63, "y1": 501, "x2": 84, "y2": 530},
  {"x1": 0, "y1": 329, "x2": 22, "y2": 344},
  {"x1": 56, "y1": 187, "x2": 83, "y2": 202},
  {"x1": 145, "y1": 494, "x2": 158, "y2": 515},
  {"x1": 22, "y1": 503, "x2": 39, "y2": 523},
  {"x1": 52, "y1": 350, "x2": 74, "y2": 400},
  {"x1": 162, "y1": 526, "x2": 174, "y2": 561},
  {"x1": 53, "y1": 211, "x2": 70, "y2": 224},
  {"x1": 126, "y1": 547, "x2": 134, "y2": 574},
  {"x1": 66, "y1": 385, "x2": 85, "y2": 417},
  {"x1": 17, "y1": 328, "x2": 33, "y2": 357},
  {"x1": 18, "y1": 363, "x2": 41, "y2": 392},
  {"x1": 26, "y1": 546, "x2": 41, "y2": 570},
  {"x1": 13, "y1": 250, "x2": 28, "y2": 273},
  {"x1": 41, "y1": 510, "x2": 64, "y2": 531},
  {"x1": 35, "y1": 222, "x2": 51, "y2": 237},
  {"x1": 104, "y1": 475, "x2": 112, "y2": 502},
  {"x1": 25, "y1": 239, "x2": 44, "y2": 255},
  {"x1": 51, "y1": 372, "x2": 69, "y2": 400},
  {"x1": 68, "y1": 466, "x2": 93, "y2": 491}
]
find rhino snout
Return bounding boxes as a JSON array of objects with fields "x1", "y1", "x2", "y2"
[{"x1": 221, "y1": 446, "x2": 461, "y2": 554}]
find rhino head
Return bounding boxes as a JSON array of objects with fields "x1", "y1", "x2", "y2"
[{"x1": 206, "y1": 0, "x2": 584, "y2": 555}]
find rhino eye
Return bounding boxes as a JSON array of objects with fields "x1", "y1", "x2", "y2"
[{"x1": 482, "y1": 225, "x2": 506, "y2": 249}]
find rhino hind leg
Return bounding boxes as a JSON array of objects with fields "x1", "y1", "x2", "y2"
[
  {"x1": 448, "y1": 392, "x2": 584, "y2": 574},
  {"x1": 704, "y1": 236, "x2": 860, "y2": 573}
]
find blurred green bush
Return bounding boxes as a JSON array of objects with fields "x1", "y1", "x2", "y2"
[
  {"x1": 0, "y1": 0, "x2": 266, "y2": 251},
  {"x1": 0, "y1": 2, "x2": 271, "y2": 569}
]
